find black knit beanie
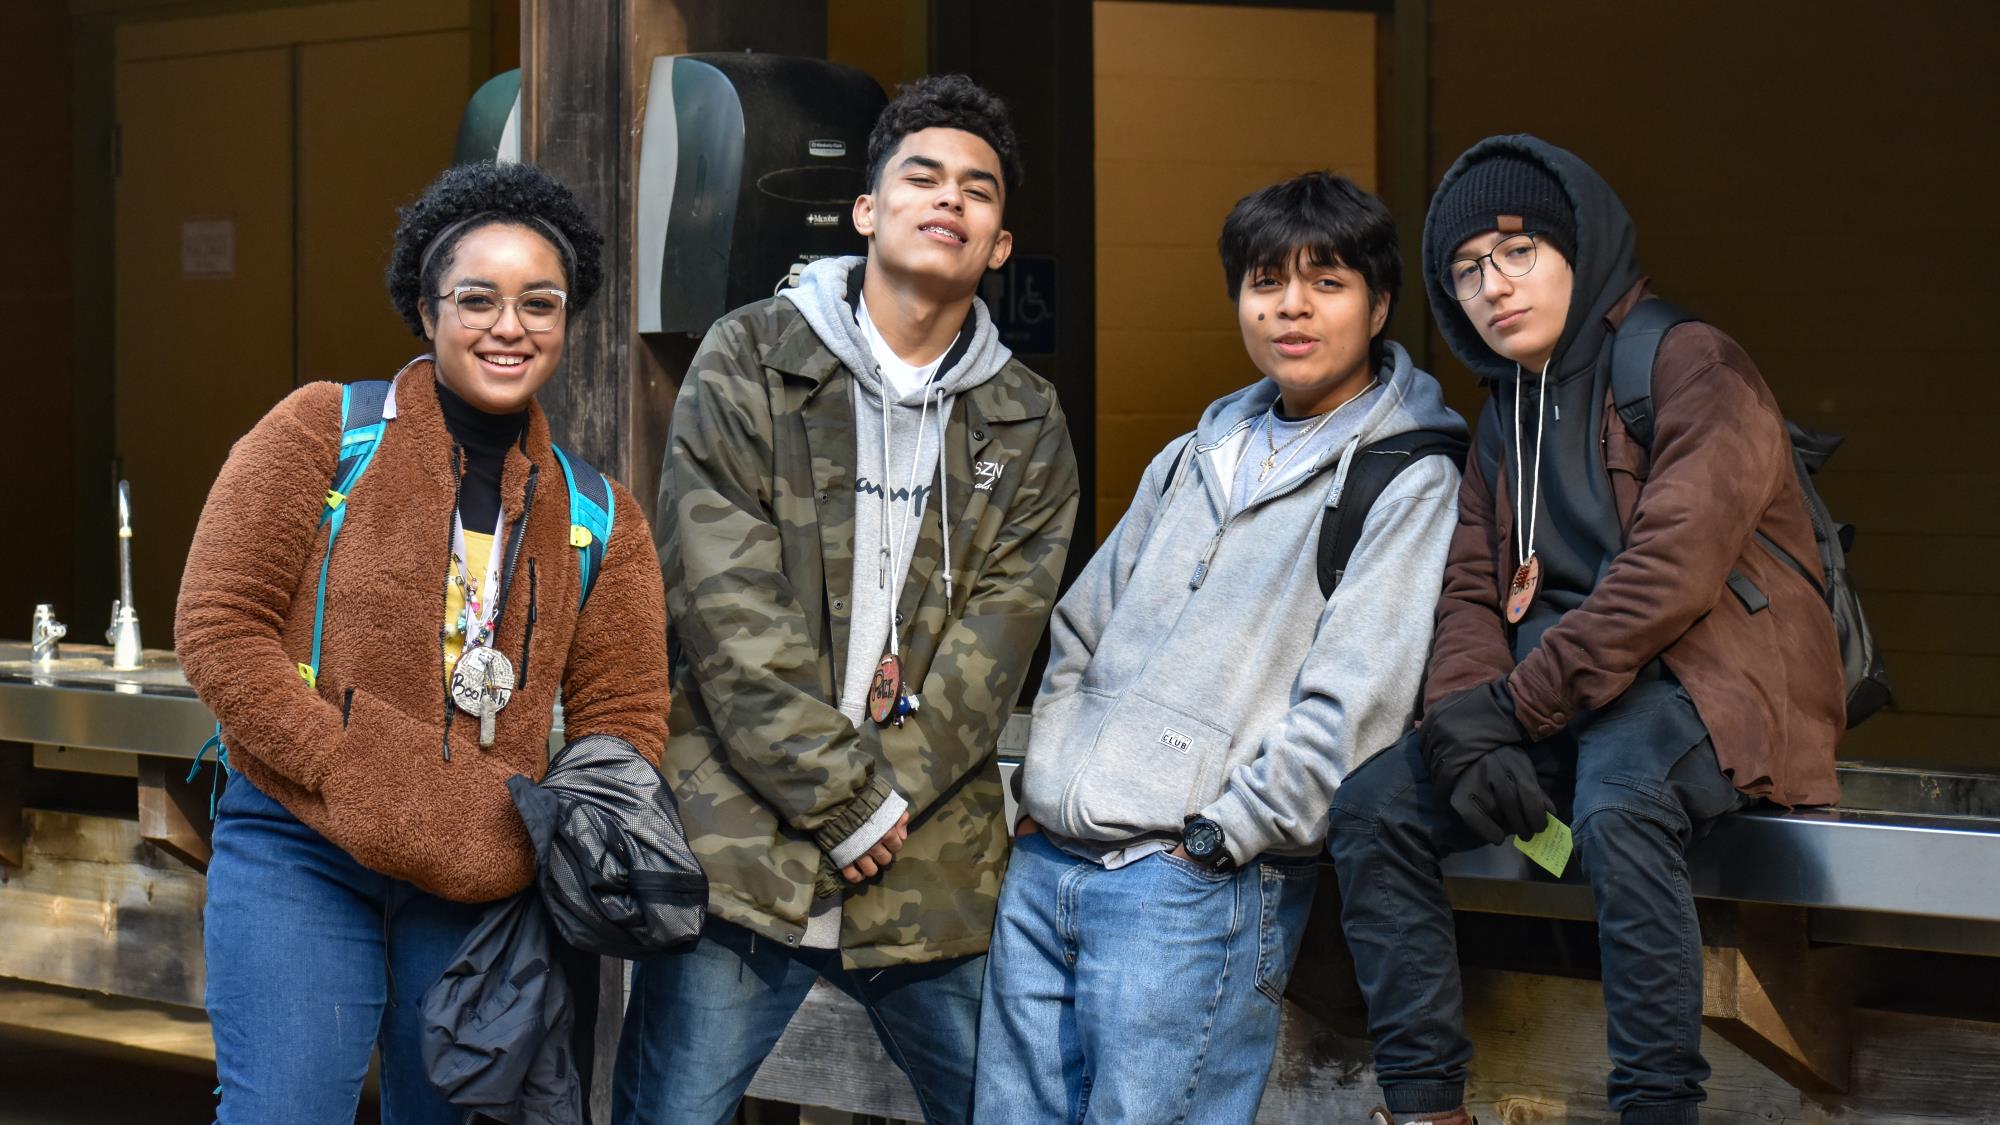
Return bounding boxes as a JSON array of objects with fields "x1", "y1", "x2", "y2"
[{"x1": 1429, "y1": 153, "x2": 1576, "y2": 282}]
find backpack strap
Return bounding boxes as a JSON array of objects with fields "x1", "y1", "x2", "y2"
[
  {"x1": 1608, "y1": 298, "x2": 1700, "y2": 449},
  {"x1": 551, "y1": 444, "x2": 615, "y2": 609},
  {"x1": 303, "y1": 380, "x2": 392, "y2": 689},
  {"x1": 1156, "y1": 432, "x2": 1196, "y2": 497},
  {"x1": 1317, "y1": 430, "x2": 1469, "y2": 598}
]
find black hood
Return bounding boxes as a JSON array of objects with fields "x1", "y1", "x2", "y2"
[{"x1": 1422, "y1": 134, "x2": 1642, "y2": 385}]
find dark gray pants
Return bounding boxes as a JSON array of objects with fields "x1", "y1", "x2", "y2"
[{"x1": 1326, "y1": 678, "x2": 1744, "y2": 1125}]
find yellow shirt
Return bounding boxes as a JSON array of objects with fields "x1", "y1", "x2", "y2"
[{"x1": 444, "y1": 529, "x2": 496, "y2": 675}]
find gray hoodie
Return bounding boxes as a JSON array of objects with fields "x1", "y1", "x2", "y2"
[{"x1": 1019, "y1": 342, "x2": 1465, "y2": 863}]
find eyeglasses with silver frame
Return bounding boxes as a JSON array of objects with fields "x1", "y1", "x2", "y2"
[{"x1": 435, "y1": 285, "x2": 569, "y2": 333}]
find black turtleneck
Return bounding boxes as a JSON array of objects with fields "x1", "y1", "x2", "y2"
[{"x1": 435, "y1": 379, "x2": 529, "y2": 530}]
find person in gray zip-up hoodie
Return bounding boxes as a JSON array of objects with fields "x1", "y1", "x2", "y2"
[{"x1": 975, "y1": 172, "x2": 1465, "y2": 1122}]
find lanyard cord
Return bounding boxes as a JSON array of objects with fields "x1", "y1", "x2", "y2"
[
  {"x1": 451, "y1": 508, "x2": 507, "y2": 649},
  {"x1": 1512, "y1": 359, "x2": 1551, "y2": 568},
  {"x1": 450, "y1": 466, "x2": 537, "y2": 658}
]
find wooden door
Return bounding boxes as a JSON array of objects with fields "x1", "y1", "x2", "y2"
[
  {"x1": 114, "y1": 47, "x2": 295, "y2": 637},
  {"x1": 1092, "y1": 1, "x2": 1378, "y2": 537}
]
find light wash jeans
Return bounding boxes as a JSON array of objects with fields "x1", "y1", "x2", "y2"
[
  {"x1": 612, "y1": 918, "x2": 984, "y2": 1125},
  {"x1": 204, "y1": 770, "x2": 488, "y2": 1125},
  {"x1": 974, "y1": 831, "x2": 1318, "y2": 1123}
]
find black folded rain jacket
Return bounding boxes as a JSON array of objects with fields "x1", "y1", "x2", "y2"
[
  {"x1": 420, "y1": 892, "x2": 582, "y2": 1125},
  {"x1": 421, "y1": 735, "x2": 705, "y2": 1122}
]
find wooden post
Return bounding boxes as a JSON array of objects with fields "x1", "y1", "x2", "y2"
[
  {"x1": 0, "y1": 743, "x2": 27, "y2": 867},
  {"x1": 519, "y1": 1, "x2": 633, "y2": 485},
  {"x1": 1700, "y1": 901, "x2": 1857, "y2": 1093},
  {"x1": 518, "y1": 6, "x2": 829, "y2": 1116},
  {"x1": 137, "y1": 753, "x2": 213, "y2": 872}
]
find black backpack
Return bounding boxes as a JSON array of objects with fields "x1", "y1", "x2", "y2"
[
  {"x1": 1609, "y1": 299, "x2": 1891, "y2": 728},
  {"x1": 1163, "y1": 428, "x2": 1468, "y2": 598}
]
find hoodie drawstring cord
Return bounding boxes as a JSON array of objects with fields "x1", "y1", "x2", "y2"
[
  {"x1": 881, "y1": 381, "x2": 939, "y2": 659},
  {"x1": 878, "y1": 373, "x2": 892, "y2": 589},
  {"x1": 1328, "y1": 434, "x2": 1364, "y2": 509},
  {"x1": 935, "y1": 385, "x2": 954, "y2": 604}
]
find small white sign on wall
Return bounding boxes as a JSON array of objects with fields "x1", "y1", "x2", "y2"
[{"x1": 180, "y1": 216, "x2": 236, "y2": 280}]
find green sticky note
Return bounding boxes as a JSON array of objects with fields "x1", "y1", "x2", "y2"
[{"x1": 1513, "y1": 812, "x2": 1573, "y2": 876}]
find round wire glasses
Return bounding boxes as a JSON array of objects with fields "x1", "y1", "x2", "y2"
[{"x1": 1442, "y1": 233, "x2": 1540, "y2": 302}]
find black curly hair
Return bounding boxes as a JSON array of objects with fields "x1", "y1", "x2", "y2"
[
  {"x1": 865, "y1": 74, "x2": 1023, "y2": 199},
  {"x1": 386, "y1": 161, "x2": 605, "y2": 338}
]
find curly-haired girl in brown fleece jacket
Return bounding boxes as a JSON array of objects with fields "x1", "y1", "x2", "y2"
[{"x1": 176, "y1": 162, "x2": 667, "y2": 1125}]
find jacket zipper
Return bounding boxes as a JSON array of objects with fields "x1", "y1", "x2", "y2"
[
  {"x1": 518, "y1": 559, "x2": 538, "y2": 691},
  {"x1": 493, "y1": 466, "x2": 539, "y2": 643},
  {"x1": 1188, "y1": 527, "x2": 1226, "y2": 590},
  {"x1": 1183, "y1": 417, "x2": 1320, "y2": 591},
  {"x1": 440, "y1": 445, "x2": 464, "y2": 761},
  {"x1": 476, "y1": 465, "x2": 539, "y2": 748}
]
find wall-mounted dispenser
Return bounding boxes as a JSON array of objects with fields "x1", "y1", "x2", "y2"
[
  {"x1": 636, "y1": 54, "x2": 885, "y2": 335},
  {"x1": 454, "y1": 69, "x2": 522, "y2": 166}
]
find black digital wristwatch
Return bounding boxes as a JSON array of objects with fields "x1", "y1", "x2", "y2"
[{"x1": 1181, "y1": 816, "x2": 1234, "y2": 872}]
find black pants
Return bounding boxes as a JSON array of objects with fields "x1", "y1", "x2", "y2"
[{"x1": 1326, "y1": 678, "x2": 1745, "y2": 1125}]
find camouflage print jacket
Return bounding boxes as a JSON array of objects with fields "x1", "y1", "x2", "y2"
[{"x1": 658, "y1": 295, "x2": 1079, "y2": 968}]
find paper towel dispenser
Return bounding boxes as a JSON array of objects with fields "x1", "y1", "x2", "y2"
[
  {"x1": 636, "y1": 54, "x2": 886, "y2": 335},
  {"x1": 454, "y1": 69, "x2": 521, "y2": 166}
]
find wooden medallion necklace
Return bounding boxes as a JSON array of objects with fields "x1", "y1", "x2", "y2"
[{"x1": 1505, "y1": 358, "x2": 1551, "y2": 625}]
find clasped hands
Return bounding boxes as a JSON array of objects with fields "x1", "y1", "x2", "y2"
[
  {"x1": 841, "y1": 810, "x2": 912, "y2": 884},
  {"x1": 1419, "y1": 678, "x2": 1555, "y2": 845}
]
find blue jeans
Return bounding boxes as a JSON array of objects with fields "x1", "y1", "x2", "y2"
[
  {"x1": 1327, "y1": 679, "x2": 1743, "y2": 1125},
  {"x1": 611, "y1": 918, "x2": 984, "y2": 1125},
  {"x1": 973, "y1": 831, "x2": 1318, "y2": 1123},
  {"x1": 204, "y1": 771, "x2": 487, "y2": 1125}
]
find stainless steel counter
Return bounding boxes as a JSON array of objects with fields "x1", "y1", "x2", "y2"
[
  {"x1": 4, "y1": 650, "x2": 1998, "y2": 951},
  {"x1": 0, "y1": 642, "x2": 212, "y2": 758}
]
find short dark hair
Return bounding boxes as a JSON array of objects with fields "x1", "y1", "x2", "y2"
[
  {"x1": 386, "y1": 161, "x2": 605, "y2": 337},
  {"x1": 865, "y1": 74, "x2": 1023, "y2": 199},
  {"x1": 1218, "y1": 171, "x2": 1402, "y2": 341}
]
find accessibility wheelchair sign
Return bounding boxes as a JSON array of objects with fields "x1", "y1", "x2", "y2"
[{"x1": 981, "y1": 256, "x2": 1057, "y2": 357}]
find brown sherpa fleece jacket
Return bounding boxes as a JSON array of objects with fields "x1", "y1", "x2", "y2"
[{"x1": 176, "y1": 362, "x2": 668, "y2": 903}]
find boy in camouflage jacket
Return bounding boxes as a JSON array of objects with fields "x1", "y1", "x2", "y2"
[{"x1": 612, "y1": 76, "x2": 1078, "y2": 1125}]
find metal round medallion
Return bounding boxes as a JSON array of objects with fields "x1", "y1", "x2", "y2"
[{"x1": 450, "y1": 645, "x2": 516, "y2": 717}]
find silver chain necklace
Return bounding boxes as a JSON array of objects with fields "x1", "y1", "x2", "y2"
[{"x1": 1256, "y1": 379, "x2": 1376, "y2": 483}]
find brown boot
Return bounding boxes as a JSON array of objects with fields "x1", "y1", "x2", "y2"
[{"x1": 1368, "y1": 1108, "x2": 1476, "y2": 1125}]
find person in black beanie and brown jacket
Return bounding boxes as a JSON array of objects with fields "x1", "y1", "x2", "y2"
[
  {"x1": 177, "y1": 161, "x2": 668, "y2": 1125},
  {"x1": 1326, "y1": 135, "x2": 1842, "y2": 1125}
]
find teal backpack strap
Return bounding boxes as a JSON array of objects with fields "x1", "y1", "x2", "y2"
[
  {"x1": 302, "y1": 380, "x2": 392, "y2": 689},
  {"x1": 551, "y1": 444, "x2": 614, "y2": 609}
]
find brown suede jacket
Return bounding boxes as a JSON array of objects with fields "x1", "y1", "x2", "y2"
[
  {"x1": 176, "y1": 363, "x2": 669, "y2": 902},
  {"x1": 1426, "y1": 286, "x2": 1843, "y2": 807}
]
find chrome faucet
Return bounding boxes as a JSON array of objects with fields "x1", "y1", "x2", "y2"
[
  {"x1": 106, "y1": 480, "x2": 143, "y2": 670},
  {"x1": 31, "y1": 604, "x2": 66, "y2": 666}
]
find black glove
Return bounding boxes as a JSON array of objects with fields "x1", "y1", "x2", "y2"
[
  {"x1": 1448, "y1": 745, "x2": 1555, "y2": 845},
  {"x1": 1419, "y1": 679, "x2": 1529, "y2": 795}
]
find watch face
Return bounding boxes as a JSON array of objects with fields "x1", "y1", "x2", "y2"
[{"x1": 1185, "y1": 820, "x2": 1222, "y2": 857}]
